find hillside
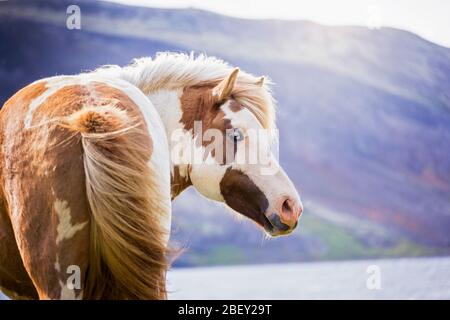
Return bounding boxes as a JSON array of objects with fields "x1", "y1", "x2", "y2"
[{"x1": 1, "y1": 0, "x2": 449, "y2": 266}]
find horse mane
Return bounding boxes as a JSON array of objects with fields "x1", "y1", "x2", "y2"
[{"x1": 93, "y1": 52, "x2": 277, "y2": 130}]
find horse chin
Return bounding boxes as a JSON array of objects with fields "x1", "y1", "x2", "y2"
[{"x1": 265, "y1": 228, "x2": 294, "y2": 238}]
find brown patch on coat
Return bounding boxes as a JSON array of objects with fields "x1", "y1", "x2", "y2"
[
  {"x1": 0, "y1": 81, "x2": 48, "y2": 300},
  {"x1": 219, "y1": 168, "x2": 270, "y2": 230}
]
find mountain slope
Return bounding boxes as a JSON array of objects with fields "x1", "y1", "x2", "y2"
[{"x1": 1, "y1": 0, "x2": 449, "y2": 265}]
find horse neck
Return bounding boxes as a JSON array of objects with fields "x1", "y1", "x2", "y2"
[{"x1": 144, "y1": 88, "x2": 193, "y2": 198}]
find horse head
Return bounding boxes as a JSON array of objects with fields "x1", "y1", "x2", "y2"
[{"x1": 172, "y1": 68, "x2": 303, "y2": 236}]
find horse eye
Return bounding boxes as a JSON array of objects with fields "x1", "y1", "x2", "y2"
[{"x1": 227, "y1": 128, "x2": 244, "y2": 142}]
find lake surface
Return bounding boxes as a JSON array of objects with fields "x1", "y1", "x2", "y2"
[
  {"x1": 1, "y1": 257, "x2": 449, "y2": 299},
  {"x1": 168, "y1": 257, "x2": 450, "y2": 299}
]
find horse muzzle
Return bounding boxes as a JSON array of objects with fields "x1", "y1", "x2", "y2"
[{"x1": 263, "y1": 196, "x2": 303, "y2": 237}]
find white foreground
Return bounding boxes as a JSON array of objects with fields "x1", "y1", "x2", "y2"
[{"x1": 167, "y1": 257, "x2": 450, "y2": 299}]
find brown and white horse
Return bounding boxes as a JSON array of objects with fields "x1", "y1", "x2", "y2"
[{"x1": 0, "y1": 53, "x2": 302, "y2": 300}]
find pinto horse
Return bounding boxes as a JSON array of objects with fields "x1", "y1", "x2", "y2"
[{"x1": 0, "y1": 53, "x2": 302, "y2": 300}]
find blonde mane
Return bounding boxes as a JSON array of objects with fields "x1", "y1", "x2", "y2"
[{"x1": 93, "y1": 52, "x2": 277, "y2": 130}]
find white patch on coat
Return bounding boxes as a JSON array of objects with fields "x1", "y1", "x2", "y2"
[
  {"x1": 54, "y1": 199, "x2": 87, "y2": 245},
  {"x1": 147, "y1": 89, "x2": 183, "y2": 139},
  {"x1": 189, "y1": 162, "x2": 229, "y2": 202}
]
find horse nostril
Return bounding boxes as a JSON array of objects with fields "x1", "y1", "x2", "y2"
[
  {"x1": 282, "y1": 198, "x2": 293, "y2": 215},
  {"x1": 281, "y1": 197, "x2": 303, "y2": 220}
]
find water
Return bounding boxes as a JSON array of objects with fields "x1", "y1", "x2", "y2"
[
  {"x1": 167, "y1": 257, "x2": 450, "y2": 299},
  {"x1": 1, "y1": 257, "x2": 449, "y2": 299}
]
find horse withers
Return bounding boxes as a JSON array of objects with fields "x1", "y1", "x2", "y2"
[{"x1": 0, "y1": 53, "x2": 302, "y2": 300}]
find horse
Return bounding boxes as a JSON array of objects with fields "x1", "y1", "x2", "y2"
[{"x1": 0, "y1": 52, "x2": 303, "y2": 300}]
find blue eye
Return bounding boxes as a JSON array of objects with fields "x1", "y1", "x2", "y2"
[{"x1": 227, "y1": 128, "x2": 244, "y2": 142}]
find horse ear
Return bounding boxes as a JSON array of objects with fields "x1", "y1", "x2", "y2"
[
  {"x1": 255, "y1": 76, "x2": 265, "y2": 87},
  {"x1": 214, "y1": 68, "x2": 239, "y2": 101}
]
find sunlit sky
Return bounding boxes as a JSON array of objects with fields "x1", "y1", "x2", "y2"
[{"x1": 103, "y1": 0, "x2": 450, "y2": 48}]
